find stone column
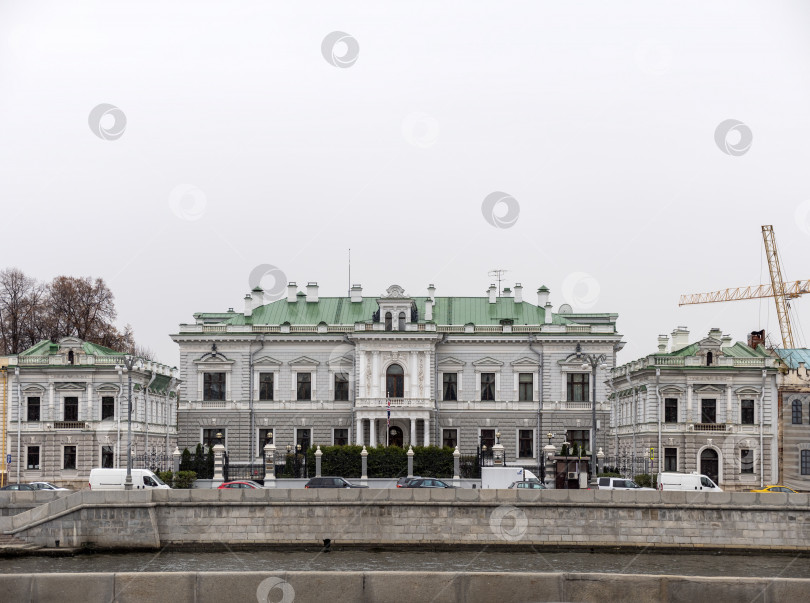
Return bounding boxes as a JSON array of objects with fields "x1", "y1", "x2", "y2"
[
  {"x1": 264, "y1": 441, "x2": 276, "y2": 486},
  {"x1": 361, "y1": 445, "x2": 368, "y2": 480},
  {"x1": 212, "y1": 443, "x2": 225, "y2": 486},
  {"x1": 369, "y1": 418, "x2": 376, "y2": 447},
  {"x1": 407, "y1": 445, "x2": 414, "y2": 477},
  {"x1": 315, "y1": 445, "x2": 322, "y2": 477},
  {"x1": 410, "y1": 418, "x2": 417, "y2": 447},
  {"x1": 356, "y1": 418, "x2": 363, "y2": 445},
  {"x1": 687, "y1": 384, "x2": 693, "y2": 423},
  {"x1": 543, "y1": 444, "x2": 556, "y2": 488},
  {"x1": 372, "y1": 352, "x2": 380, "y2": 397},
  {"x1": 726, "y1": 384, "x2": 732, "y2": 423},
  {"x1": 172, "y1": 446, "x2": 181, "y2": 473},
  {"x1": 87, "y1": 383, "x2": 94, "y2": 422},
  {"x1": 410, "y1": 352, "x2": 418, "y2": 398},
  {"x1": 423, "y1": 418, "x2": 429, "y2": 447},
  {"x1": 453, "y1": 446, "x2": 460, "y2": 480}
]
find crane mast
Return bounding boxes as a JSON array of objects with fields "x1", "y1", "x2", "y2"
[{"x1": 762, "y1": 225, "x2": 795, "y2": 349}]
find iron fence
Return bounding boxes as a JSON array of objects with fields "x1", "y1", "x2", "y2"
[
  {"x1": 132, "y1": 451, "x2": 172, "y2": 473},
  {"x1": 223, "y1": 451, "x2": 266, "y2": 484},
  {"x1": 601, "y1": 455, "x2": 655, "y2": 479}
]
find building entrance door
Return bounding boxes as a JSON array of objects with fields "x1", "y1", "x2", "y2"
[
  {"x1": 700, "y1": 448, "x2": 719, "y2": 484},
  {"x1": 388, "y1": 426, "x2": 403, "y2": 447}
]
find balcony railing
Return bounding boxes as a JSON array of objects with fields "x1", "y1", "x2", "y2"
[
  {"x1": 53, "y1": 421, "x2": 87, "y2": 429},
  {"x1": 692, "y1": 423, "x2": 729, "y2": 432},
  {"x1": 355, "y1": 397, "x2": 433, "y2": 408}
]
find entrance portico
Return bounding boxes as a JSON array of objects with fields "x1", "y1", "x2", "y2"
[{"x1": 355, "y1": 411, "x2": 431, "y2": 447}]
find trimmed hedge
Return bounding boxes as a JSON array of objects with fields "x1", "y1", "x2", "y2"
[
  {"x1": 305, "y1": 445, "x2": 458, "y2": 478},
  {"x1": 155, "y1": 470, "x2": 197, "y2": 489}
]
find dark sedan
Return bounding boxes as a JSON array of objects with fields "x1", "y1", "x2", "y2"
[
  {"x1": 405, "y1": 478, "x2": 455, "y2": 488},
  {"x1": 305, "y1": 477, "x2": 368, "y2": 488},
  {"x1": 0, "y1": 483, "x2": 35, "y2": 491}
]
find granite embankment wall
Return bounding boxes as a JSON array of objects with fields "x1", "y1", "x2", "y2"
[
  {"x1": 0, "y1": 571, "x2": 809, "y2": 603},
  {"x1": 4, "y1": 488, "x2": 810, "y2": 550}
]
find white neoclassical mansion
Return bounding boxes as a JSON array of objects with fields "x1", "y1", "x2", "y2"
[{"x1": 172, "y1": 281, "x2": 624, "y2": 470}]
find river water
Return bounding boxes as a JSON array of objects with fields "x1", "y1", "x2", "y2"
[{"x1": 1, "y1": 549, "x2": 808, "y2": 577}]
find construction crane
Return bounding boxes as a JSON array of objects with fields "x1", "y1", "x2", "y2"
[{"x1": 679, "y1": 225, "x2": 808, "y2": 349}]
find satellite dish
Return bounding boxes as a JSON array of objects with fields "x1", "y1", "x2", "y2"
[{"x1": 558, "y1": 304, "x2": 573, "y2": 314}]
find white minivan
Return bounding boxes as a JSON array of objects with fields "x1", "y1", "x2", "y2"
[
  {"x1": 657, "y1": 472, "x2": 722, "y2": 492},
  {"x1": 89, "y1": 468, "x2": 170, "y2": 490}
]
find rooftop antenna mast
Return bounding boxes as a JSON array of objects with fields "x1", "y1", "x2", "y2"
[
  {"x1": 348, "y1": 248, "x2": 351, "y2": 298},
  {"x1": 488, "y1": 269, "x2": 509, "y2": 296}
]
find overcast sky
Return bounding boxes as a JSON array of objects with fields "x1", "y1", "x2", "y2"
[{"x1": 2, "y1": 1, "x2": 809, "y2": 367}]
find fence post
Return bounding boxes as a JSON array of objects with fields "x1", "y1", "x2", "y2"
[
  {"x1": 544, "y1": 444, "x2": 556, "y2": 488},
  {"x1": 453, "y1": 446, "x2": 460, "y2": 481},
  {"x1": 407, "y1": 445, "x2": 414, "y2": 478},
  {"x1": 315, "y1": 445, "x2": 322, "y2": 478},
  {"x1": 172, "y1": 447, "x2": 181, "y2": 473},
  {"x1": 264, "y1": 441, "x2": 276, "y2": 487},
  {"x1": 212, "y1": 442, "x2": 225, "y2": 486},
  {"x1": 361, "y1": 445, "x2": 368, "y2": 481}
]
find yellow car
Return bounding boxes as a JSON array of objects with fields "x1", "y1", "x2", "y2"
[{"x1": 750, "y1": 485, "x2": 797, "y2": 494}]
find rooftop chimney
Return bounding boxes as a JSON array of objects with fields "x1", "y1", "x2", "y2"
[
  {"x1": 425, "y1": 298, "x2": 433, "y2": 321},
  {"x1": 748, "y1": 329, "x2": 765, "y2": 349},
  {"x1": 514, "y1": 283, "x2": 523, "y2": 303},
  {"x1": 721, "y1": 334, "x2": 733, "y2": 349},
  {"x1": 488, "y1": 284, "x2": 497, "y2": 304},
  {"x1": 350, "y1": 284, "x2": 363, "y2": 303},
  {"x1": 427, "y1": 284, "x2": 436, "y2": 300},
  {"x1": 244, "y1": 293, "x2": 253, "y2": 317},
  {"x1": 306, "y1": 282, "x2": 319, "y2": 303},
  {"x1": 657, "y1": 334, "x2": 669, "y2": 353},
  {"x1": 537, "y1": 286, "x2": 550, "y2": 307},
  {"x1": 544, "y1": 301, "x2": 553, "y2": 324},
  {"x1": 502, "y1": 287, "x2": 512, "y2": 297},
  {"x1": 287, "y1": 282, "x2": 298, "y2": 303},
  {"x1": 708, "y1": 327, "x2": 722, "y2": 341},
  {"x1": 671, "y1": 326, "x2": 690, "y2": 351}
]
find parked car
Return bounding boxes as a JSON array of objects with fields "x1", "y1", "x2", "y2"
[
  {"x1": 656, "y1": 472, "x2": 722, "y2": 492},
  {"x1": 508, "y1": 481, "x2": 546, "y2": 490},
  {"x1": 750, "y1": 485, "x2": 797, "y2": 494},
  {"x1": 597, "y1": 477, "x2": 655, "y2": 491},
  {"x1": 405, "y1": 478, "x2": 455, "y2": 488},
  {"x1": 304, "y1": 477, "x2": 368, "y2": 488},
  {"x1": 28, "y1": 482, "x2": 70, "y2": 491},
  {"x1": 218, "y1": 480, "x2": 264, "y2": 489},
  {"x1": 396, "y1": 476, "x2": 421, "y2": 488},
  {"x1": 0, "y1": 483, "x2": 35, "y2": 491}
]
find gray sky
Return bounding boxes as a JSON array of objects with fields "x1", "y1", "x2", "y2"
[{"x1": 2, "y1": 1, "x2": 809, "y2": 367}]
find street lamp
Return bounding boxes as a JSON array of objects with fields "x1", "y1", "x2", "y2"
[
  {"x1": 575, "y1": 343, "x2": 607, "y2": 481},
  {"x1": 122, "y1": 355, "x2": 138, "y2": 491}
]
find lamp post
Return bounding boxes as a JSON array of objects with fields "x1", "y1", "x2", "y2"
[
  {"x1": 576, "y1": 343, "x2": 607, "y2": 480},
  {"x1": 122, "y1": 355, "x2": 137, "y2": 490}
]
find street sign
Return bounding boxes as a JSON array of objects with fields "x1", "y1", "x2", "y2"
[{"x1": 5, "y1": 454, "x2": 10, "y2": 465}]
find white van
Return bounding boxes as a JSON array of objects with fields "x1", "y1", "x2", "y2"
[
  {"x1": 657, "y1": 472, "x2": 722, "y2": 492},
  {"x1": 89, "y1": 468, "x2": 170, "y2": 490}
]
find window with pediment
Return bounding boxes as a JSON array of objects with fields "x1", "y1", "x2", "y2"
[{"x1": 386, "y1": 364, "x2": 404, "y2": 398}]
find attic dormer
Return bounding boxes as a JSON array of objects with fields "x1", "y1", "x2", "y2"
[
  {"x1": 696, "y1": 333, "x2": 724, "y2": 366},
  {"x1": 376, "y1": 285, "x2": 414, "y2": 331}
]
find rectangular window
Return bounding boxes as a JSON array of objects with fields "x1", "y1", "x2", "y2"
[
  {"x1": 518, "y1": 429, "x2": 533, "y2": 458},
  {"x1": 101, "y1": 445, "x2": 114, "y2": 468},
  {"x1": 63, "y1": 445, "x2": 77, "y2": 470},
  {"x1": 26, "y1": 397, "x2": 40, "y2": 421},
  {"x1": 203, "y1": 372, "x2": 226, "y2": 401},
  {"x1": 793, "y1": 400, "x2": 803, "y2": 424},
  {"x1": 297, "y1": 373, "x2": 312, "y2": 401},
  {"x1": 664, "y1": 447, "x2": 677, "y2": 472},
  {"x1": 664, "y1": 398, "x2": 678, "y2": 423},
  {"x1": 63, "y1": 396, "x2": 78, "y2": 422},
  {"x1": 334, "y1": 372, "x2": 349, "y2": 401},
  {"x1": 701, "y1": 399, "x2": 716, "y2": 424},
  {"x1": 442, "y1": 373, "x2": 458, "y2": 401},
  {"x1": 333, "y1": 428, "x2": 349, "y2": 446},
  {"x1": 740, "y1": 449, "x2": 754, "y2": 474},
  {"x1": 259, "y1": 373, "x2": 274, "y2": 401},
  {"x1": 566, "y1": 430, "x2": 589, "y2": 454},
  {"x1": 518, "y1": 373, "x2": 533, "y2": 401},
  {"x1": 741, "y1": 399, "x2": 755, "y2": 425},
  {"x1": 202, "y1": 428, "x2": 225, "y2": 448},
  {"x1": 567, "y1": 373, "x2": 590, "y2": 402},
  {"x1": 259, "y1": 428, "x2": 274, "y2": 450},
  {"x1": 480, "y1": 429, "x2": 495, "y2": 450},
  {"x1": 26, "y1": 446, "x2": 40, "y2": 470},
  {"x1": 443, "y1": 429, "x2": 458, "y2": 449},
  {"x1": 101, "y1": 396, "x2": 115, "y2": 420},
  {"x1": 480, "y1": 373, "x2": 495, "y2": 401},
  {"x1": 296, "y1": 428, "x2": 312, "y2": 450},
  {"x1": 802, "y1": 450, "x2": 810, "y2": 475}
]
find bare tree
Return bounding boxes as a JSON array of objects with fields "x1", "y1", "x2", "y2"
[{"x1": 0, "y1": 268, "x2": 42, "y2": 354}]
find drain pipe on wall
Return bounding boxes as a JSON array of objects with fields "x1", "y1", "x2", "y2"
[
  {"x1": 655, "y1": 368, "x2": 662, "y2": 475},
  {"x1": 117, "y1": 365, "x2": 123, "y2": 468},
  {"x1": 760, "y1": 369, "x2": 766, "y2": 488},
  {"x1": 248, "y1": 335, "x2": 266, "y2": 461},
  {"x1": 342, "y1": 334, "x2": 356, "y2": 444},
  {"x1": 434, "y1": 333, "x2": 447, "y2": 446},
  {"x1": 144, "y1": 368, "x2": 157, "y2": 454},
  {"x1": 528, "y1": 335, "x2": 544, "y2": 478}
]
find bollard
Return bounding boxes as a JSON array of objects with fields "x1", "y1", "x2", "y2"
[
  {"x1": 361, "y1": 445, "x2": 368, "y2": 480},
  {"x1": 407, "y1": 445, "x2": 414, "y2": 478},
  {"x1": 172, "y1": 446, "x2": 181, "y2": 473},
  {"x1": 264, "y1": 441, "x2": 276, "y2": 486},
  {"x1": 315, "y1": 445, "x2": 322, "y2": 477},
  {"x1": 453, "y1": 445, "x2": 460, "y2": 481}
]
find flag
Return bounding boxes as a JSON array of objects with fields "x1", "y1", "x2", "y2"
[{"x1": 387, "y1": 396, "x2": 391, "y2": 427}]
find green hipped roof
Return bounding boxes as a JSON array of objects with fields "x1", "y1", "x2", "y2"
[
  {"x1": 18, "y1": 339, "x2": 124, "y2": 357},
  {"x1": 197, "y1": 296, "x2": 578, "y2": 327},
  {"x1": 776, "y1": 349, "x2": 810, "y2": 369}
]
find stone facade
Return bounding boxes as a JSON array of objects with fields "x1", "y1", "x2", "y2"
[
  {"x1": 3, "y1": 337, "x2": 178, "y2": 488},
  {"x1": 608, "y1": 327, "x2": 779, "y2": 491},
  {"x1": 172, "y1": 282, "x2": 624, "y2": 471},
  {"x1": 775, "y1": 350, "x2": 810, "y2": 490}
]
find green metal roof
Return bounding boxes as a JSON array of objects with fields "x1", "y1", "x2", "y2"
[
  {"x1": 195, "y1": 296, "x2": 580, "y2": 327},
  {"x1": 776, "y1": 349, "x2": 810, "y2": 369},
  {"x1": 662, "y1": 341, "x2": 767, "y2": 359},
  {"x1": 18, "y1": 339, "x2": 125, "y2": 357}
]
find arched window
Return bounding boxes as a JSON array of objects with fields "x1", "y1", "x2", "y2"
[
  {"x1": 68, "y1": 350, "x2": 74, "y2": 365},
  {"x1": 706, "y1": 352, "x2": 713, "y2": 366},
  {"x1": 384, "y1": 312, "x2": 392, "y2": 331},
  {"x1": 386, "y1": 364, "x2": 404, "y2": 398},
  {"x1": 793, "y1": 400, "x2": 803, "y2": 424},
  {"x1": 398, "y1": 312, "x2": 406, "y2": 331},
  {"x1": 700, "y1": 448, "x2": 719, "y2": 484}
]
